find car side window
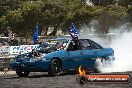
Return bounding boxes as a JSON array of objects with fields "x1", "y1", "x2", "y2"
[
  {"x1": 67, "y1": 40, "x2": 81, "y2": 51},
  {"x1": 80, "y1": 39, "x2": 92, "y2": 50},
  {"x1": 89, "y1": 40, "x2": 103, "y2": 49}
]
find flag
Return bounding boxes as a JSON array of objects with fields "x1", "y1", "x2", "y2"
[
  {"x1": 35, "y1": 22, "x2": 38, "y2": 38},
  {"x1": 33, "y1": 22, "x2": 39, "y2": 44},
  {"x1": 69, "y1": 23, "x2": 78, "y2": 39}
]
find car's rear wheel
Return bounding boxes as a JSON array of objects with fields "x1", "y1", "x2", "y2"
[
  {"x1": 16, "y1": 70, "x2": 30, "y2": 77},
  {"x1": 93, "y1": 58, "x2": 108, "y2": 73},
  {"x1": 48, "y1": 59, "x2": 62, "y2": 76}
]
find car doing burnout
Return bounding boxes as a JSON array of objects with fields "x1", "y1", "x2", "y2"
[{"x1": 10, "y1": 38, "x2": 115, "y2": 77}]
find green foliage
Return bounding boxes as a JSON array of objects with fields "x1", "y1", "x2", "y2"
[
  {"x1": 0, "y1": 0, "x2": 131, "y2": 35},
  {"x1": 118, "y1": 0, "x2": 132, "y2": 8},
  {"x1": 97, "y1": 5, "x2": 128, "y2": 33},
  {"x1": 105, "y1": 5, "x2": 127, "y2": 18},
  {"x1": 6, "y1": 10, "x2": 23, "y2": 26},
  {"x1": 0, "y1": 16, "x2": 8, "y2": 31},
  {"x1": 90, "y1": 0, "x2": 116, "y2": 6}
]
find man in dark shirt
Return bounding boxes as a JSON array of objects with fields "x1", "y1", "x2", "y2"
[{"x1": 4, "y1": 30, "x2": 9, "y2": 37}]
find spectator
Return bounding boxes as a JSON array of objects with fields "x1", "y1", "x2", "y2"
[
  {"x1": 10, "y1": 38, "x2": 18, "y2": 46},
  {"x1": 9, "y1": 30, "x2": 12, "y2": 39},
  {"x1": 4, "y1": 27, "x2": 11, "y2": 37},
  {"x1": 12, "y1": 33, "x2": 15, "y2": 38},
  {"x1": 41, "y1": 30, "x2": 45, "y2": 36},
  {"x1": 41, "y1": 27, "x2": 46, "y2": 36},
  {"x1": 4, "y1": 30, "x2": 9, "y2": 37}
]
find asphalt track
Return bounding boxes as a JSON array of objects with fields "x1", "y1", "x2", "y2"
[{"x1": 0, "y1": 72, "x2": 132, "y2": 88}]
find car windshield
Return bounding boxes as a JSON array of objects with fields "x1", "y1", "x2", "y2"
[{"x1": 40, "y1": 39, "x2": 68, "y2": 50}]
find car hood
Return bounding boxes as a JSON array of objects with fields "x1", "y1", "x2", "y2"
[
  {"x1": 44, "y1": 50, "x2": 67, "y2": 60},
  {"x1": 15, "y1": 57, "x2": 30, "y2": 62}
]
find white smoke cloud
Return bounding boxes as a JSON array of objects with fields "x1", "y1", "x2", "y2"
[
  {"x1": 100, "y1": 30, "x2": 132, "y2": 72},
  {"x1": 80, "y1": 23, "x2": 132, "y2": 73}
]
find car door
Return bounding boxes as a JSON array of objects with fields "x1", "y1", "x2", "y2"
[
  {"x1": 77, "y1": 39, "x2": 97, "y2": 69},
  {"x1": 63, "y1": 40, "x2": 83, "y2": 69},
  {"x1": 63, "y1": 39, "x2": 103, "y2": 70},
  {"x1": 67, "y1": 50, "x2": 83, "y2": 69}
]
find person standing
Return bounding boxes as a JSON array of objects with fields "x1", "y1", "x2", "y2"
[
  {"x1": 41, "y1": 30, "x2": 45, "y2": 36},
  {"x1": 3, "y1": 27, "x2": 11, "y2": 37},
  {"x1": 4, "y1": 30, "x2": 9, "y2": 37},
  {"x1": 9, "y1": 30, "x2": 12, "y2": 39}
]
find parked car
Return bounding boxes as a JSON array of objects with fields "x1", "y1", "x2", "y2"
[{"x1": 10, "y1": 38, "x2": 115, "y2": 77}]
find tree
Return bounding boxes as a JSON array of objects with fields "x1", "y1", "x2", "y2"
[
  {"x1": 5, "y1": 9, "x2": 23, "y2": 33},
  {"x1": 18, "y1": 0, "x2": 44, "y2": 36},
  {"x1": 0, "y1": 0, "x2": 131, "y2": 36},
  {"x1": 0, "y1": 16, "x2": 8, "y2": 32},
  {"x1": 118, "y1": 0, "x2": 132, "y2": 8},
  {"x1": 0, "y1": 0, "x2": 22, "y2": 34},
  {"x1": 97, "y1": 5, "x2": 128, "y2": 33},
  {"x1": 61, "y1": 0, "x2": 94, "y2": 33},
  {"x1": 90, "y1": 0, "x2": 116, "y2": 6},
  {"x1": 39, "y1": 0, "x2": 67, "y2": 36},
  {"x1": 128, "y1": 6, "x2": 132, "y2": 23},
  {"x1": 0, "y1": 0, "x2": 22, "y2": 17}
]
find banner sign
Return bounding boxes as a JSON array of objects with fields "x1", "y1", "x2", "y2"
[
  {"x1": 0, "y1": 45, "x2": 39, "y2": 55},
  {"x1": 9, "y1": 45, "x2": 39, "y2": 55},
  {"x1": 0, "y1": 46, "x2": 10, "y2": 55}
]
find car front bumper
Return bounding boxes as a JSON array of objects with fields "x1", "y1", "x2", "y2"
[{"x1": 9, "y1": 60, "x2": 51, "y2": 72}]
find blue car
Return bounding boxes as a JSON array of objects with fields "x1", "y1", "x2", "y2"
[{"x1": 10, "y1": 38, "x2": 115, "y2": 77}]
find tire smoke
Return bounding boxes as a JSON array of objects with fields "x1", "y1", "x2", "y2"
[
  {"x1": 100, "y1": 30, "x2": 132, "y2": 72},
  {"x1": 79, "y1": 23, "x2": 132, "y2": 72}
]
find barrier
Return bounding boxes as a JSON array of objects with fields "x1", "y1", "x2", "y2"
[
  {"x1": 0, "y1": 45, "x2": 39, "y2": 55},
  {"x1": 0, "y1": 46, "x2": 10, "y2": 55},
  {"x1": 9, "y1": 45, "x2": 39, "y2": 55}
]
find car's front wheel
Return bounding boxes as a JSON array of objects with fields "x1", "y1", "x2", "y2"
[
  {"x1": 48, "y1": 59, "x2": 62, "y2": 76},
  {"x1": 16, "y1": 70, "x2": 30, "y2": 77}
]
